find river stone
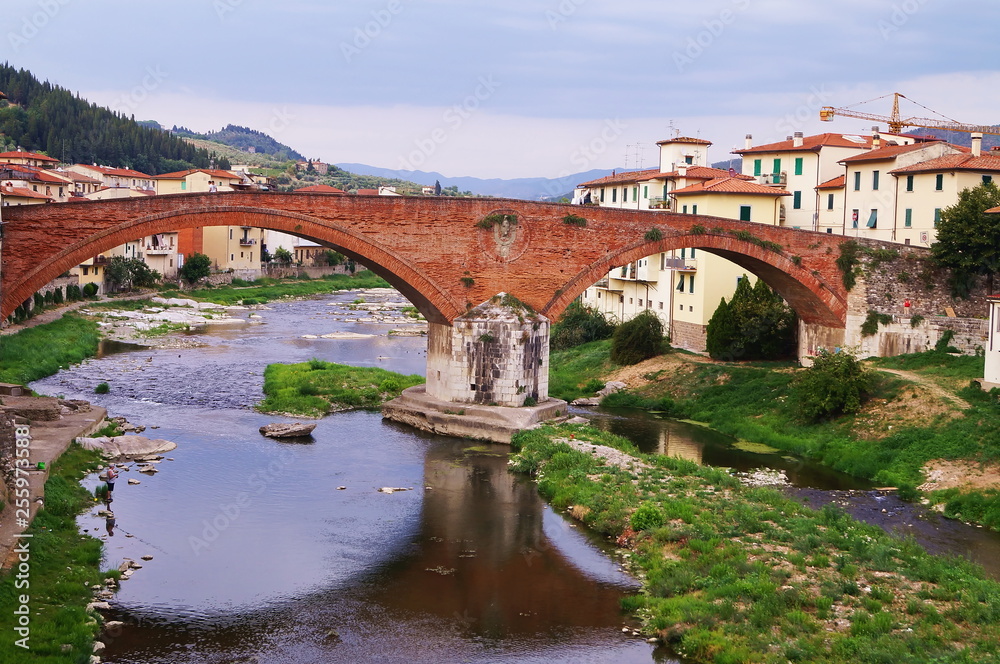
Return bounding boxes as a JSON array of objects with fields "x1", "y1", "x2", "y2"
[
  {"x1": 259, "y1": 422, "x2": 317, "y2": 438},
  {"x1": 77, "y1": 435, "x2": 177, "y2": 459},
  {"x1": 570, "y1": 397, "x2": 601, "y2": 406},
  {"x1": 597, "y1": 381, "x2": 627, "y2": 396},
  {"x1": 87, "y1": 601, "x2": 111, "y2": 612}
]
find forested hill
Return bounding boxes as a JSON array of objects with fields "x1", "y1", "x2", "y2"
[
  {"x1": 0, "y1": 64, "x2": 219, "y2": 174},
  {"x1": 171, "y1": 124, "x2": 304, "y2": 162}
]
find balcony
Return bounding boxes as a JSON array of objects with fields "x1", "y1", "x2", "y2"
[
  {"x1": 144, "y1": 244, "x2": 174, "y2": 255},
  {"x1": 239, "y1": 237, "x2": 257, "y2": 246},
  {"x1": 648, "y1": 197, "x2": 673, "y2": 210},
  {"x1": 758, "y1": 172, "x2": 787, "y2": 186}
]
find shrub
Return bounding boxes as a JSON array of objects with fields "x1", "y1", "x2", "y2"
[
  {"x1": 179, "y1": 252, "x2": 212, "y2": 284},
  {"x1": 562, "y1": 214, "x2": 587, "y2": 227},
  {"x1": 82, "y1": 283, "x2": 99, "y2": 298},
  {"x1": 794, "y1": 349, "x2": 873, "y2": 421},
  {"x1": 94, "y1": 382, "x2": 110, "y2": 394},
  {"x1": 53, "y1": 287, "x2": 63, "y2": 304},
  {"x1": 631, "y1": 502, "x2": 666, "y2": 531},
  {"x1": 611, "y1": 310, "x2": 665, "y2": 365},
  {"x1": 551, "y1": 300, "x2": 616, "y2": 350},
  {"x1": 706, "y1": 277, "x2": 797, "y2": 361}
]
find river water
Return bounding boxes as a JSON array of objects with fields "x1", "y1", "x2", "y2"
[{"x1": 31, "y1": 290, "x2": 1000, "y2": 663}]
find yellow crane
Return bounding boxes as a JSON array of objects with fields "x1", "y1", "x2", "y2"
[{"x1": 820, "y1": 92, "x2": 1000, "y2": 136}]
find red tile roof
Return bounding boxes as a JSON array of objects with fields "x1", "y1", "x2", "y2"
[
  {"x1": 655, "y1": 136, "x2": 712, "y2": 146},
  {"x1": 355, "y1": 188, "x2": 379, "y2": 196},
  {"x1": 888, "y1": 153, "x2": 1000, "y2": 175},
  {"x1": 660, "y1": 165, "x2": 752, "y2": 180},
  {"x1": 816, "y1": 175, "x2": 846, "y2": 190},
  {"x1": 0, "y1": 184, "x2": 53, "y2": 200},
  {"x1": 986, "y1": 206, "x2": 1000, "y2": 214},
  {"x1": 734, "y1": 133, "x2": 877, "y2": 155},
  {"x1": 153, "y1": 169, "x2": 240, "y2": 180},
  {"x1": 839, "y1": 141, "x2": 952, "y2": 164},
  {"x1": 579, "y1": 168, "x2": 661, "y2": 187},
  {"x1": 579, "y1": 165, "x2": 748, "y2": 187},
  {"x1": 0, "y1": 164, "x2": 71, "y2": 184},
  {"x1": 71, "y1": 164, "x2": 154, "y2": 179},
  {"x1": 671, "y1": 177, "x2": 792, "y2": 196},
  {"x1": 57, "y1": 170, "x2": 102, "y2": 184},
  {"x1": 0, "y1": 150, "x2": 58, "y2": 162},
  {"x1": 294, "y1": 184, "x2": 346, "y2": 194}
]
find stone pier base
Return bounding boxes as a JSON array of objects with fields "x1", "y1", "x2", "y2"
[{"x1": 382, "y1": 385, "x2": 568, "y2": 444}]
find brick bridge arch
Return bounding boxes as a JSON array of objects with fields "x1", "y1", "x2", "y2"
[{"x1": 1, "y1": 192, "x2": 879, "y2": 327}]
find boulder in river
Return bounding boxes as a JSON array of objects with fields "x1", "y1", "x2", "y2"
[
  {"x1": 259, "y1": 422, "x2": 317, "y2": 438},
  {"x1": 77, "y1": 435, "x2": 177, "y2": 459}
]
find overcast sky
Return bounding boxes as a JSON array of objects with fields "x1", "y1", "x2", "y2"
[{"x1": 3, "y1": 0, "x2": 998, "y2": 179}]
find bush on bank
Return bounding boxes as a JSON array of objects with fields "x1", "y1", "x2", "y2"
[
  {"x1": 509, "y1": 424, "x2": 1000, "y2": 663},
  {"x1": 160, "y1": 270, "x2": 389, "y2": 306},
  {"x1": 0, "y1": 315, "x2": 101, "y2": 385}
]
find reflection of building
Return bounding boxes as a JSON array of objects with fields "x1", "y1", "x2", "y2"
[{"x1": 656, "y1": 428, "x2": 703, "y2": 463}]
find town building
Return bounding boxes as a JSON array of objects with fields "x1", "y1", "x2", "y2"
[{"x1": 0, "y1": 149, "x2": 60, "y2": 169}]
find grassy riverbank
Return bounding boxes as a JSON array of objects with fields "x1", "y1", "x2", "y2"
[
  {"x1": 0, "y1": 315, "x2": 102, "y2": 386},
  {"x1": 510, "y1": 424, "x2": 1000, "y2": 663},
  {"x1": 550, "y1": 341, "x2": 1000, "y2": 530},
  {"x1": 0, "y1": 444, "x2": 120, "y2": 663},
  {"x1": 259, "y1": 359, "x2": 424, "y2": 416},
  {"x1": 159, "y1": 270, "x2": 390, "y2": 306}
]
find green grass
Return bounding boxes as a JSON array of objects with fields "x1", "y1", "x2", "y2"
[
  {"x1": 0, "y1": 315, "x2": 101, "y2": 385},
  {"x1": 547, "y1": 339, "x2": 618, "y2": 402},
  {"x1": 83, "y1": 298, "x2": 156, "y2": 311},
  {"x1": 0, "y1": 444, "x2": 121, "y2": 664},
  {"x1": 159, "y1": 271, "x2": 389, "y2": 306},
  {"x1": 258, "y1": 359, "x2": 424, "y2": 416},
  {"x1": 510, "y1": 424, "x2": 1000, "y2": 663}
]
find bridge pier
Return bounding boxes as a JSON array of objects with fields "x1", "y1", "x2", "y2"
[
  {"x1": 383, "y1": 294, "x2": 568, "y2": 443},
  {"x1": 797, "y1": 321, "x2": 847, "y2": 366}
]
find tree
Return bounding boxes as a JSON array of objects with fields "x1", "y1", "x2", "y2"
[
  {"x1": 179, "y1": 252, "x2": 212, "y2": 284},
  {"x1": 705, "y1": 276, "x2": 797, "y2": 361},
  {"x1": 105, "y1": 256, "x2": 160, "y2": 292},
  {"x1": 610, "y1": 310, "x2": 666, "y2": 365},
  {"x1": 931, "y1": 181, "x2": 1000, "y2": 297},
  {"x1": 551, "y1": 300, "x2": 616, "y2": 350},
  {"x1": 434, "y1": 180, "x2": 442, "y2": 196},
  {"x1": 274, "y1": 246, "x2": 293, "y2": 264}
]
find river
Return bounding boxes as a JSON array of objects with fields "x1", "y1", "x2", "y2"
[{"x1": 30, "y1": 289, "x2": 1000, "y2": 663}]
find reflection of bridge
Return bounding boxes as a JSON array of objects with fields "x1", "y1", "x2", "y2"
[{"x1": 0, "y1": 192, "x2": 902, "y2": 412}]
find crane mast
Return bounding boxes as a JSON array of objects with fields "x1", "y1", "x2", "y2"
[{"x1": 820, "y1": 92, "x2": 1000, "y2": 136}]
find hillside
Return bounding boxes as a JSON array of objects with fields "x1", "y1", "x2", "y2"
[
  {"x1": 172, "y1": 124, "x2": 304, "y2": 162},
  {"x1": 905, "y1": 127, "x2": 1000, "y2": 149},
  {"x1": 0, "y1": 64, "x2": 220, "y2": 174}
]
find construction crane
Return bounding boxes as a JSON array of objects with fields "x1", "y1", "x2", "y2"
[{"x1": 820, "y1": 92, "x2": 1000, "y2": 136}]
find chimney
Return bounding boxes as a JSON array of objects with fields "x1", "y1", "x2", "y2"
[
  {"x1": 971, "y1": 132, "x2": 982, "y2": 157},
  {"x1": 793, "y1": 132, "x2": 803, "y2": 148},
  {"x1": 678, "y1": 165, "x2": 687, "y2": 177},
  {"x1": 744, "y1": 134, "x2": 753, "y2": 150},
  {"x1": 872, "y1": 133, "x2": 881, "y2": 149}
]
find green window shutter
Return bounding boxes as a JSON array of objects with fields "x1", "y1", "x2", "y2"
[
  {"x1": 612, "y1": 188, "x2": 617, "y2": 203},
  {"x1": 872, "y1": 170, "x2": 880, "y2": 190},
  {"x1": 794, "y1": 157, "x2": 803, "y2": 176},
  {"x1": 827, "y1": 193, "x2": 834, "y2": 210},
  {"x1": 904, "y1": 209, "x2": 912, "y2": 227},
  {"x1": 689, "y1": 276, "x2": 695, "y2": 294},
  {"x1": 753, "y1": 159, "x2": 761, "y2": 176},
  {"x1": 935, "y1": 174, "x2": 943, "y2": 190},
  {"x1": 180, "y1": 181, "x2": 186, "y2": 191},
  {"x1": 984, "y1": 175, "x2": 993, "y2": 184},
  {"x1": 772, "y1": 158, "x2": 781, "y2": 174},
  {"x1": 934, "y1": 208, "x2": 941, "y2": 226},
  {"x1": 643, "y1": 185, "x2": 648, "y2": 198},
  {"x1": 793, "y1": 191, "x2": 802, "y2": 209},
  {"x1": 682, "y1": 205, "x2": 688, "y2": 214},
  {"x1": 634, "y1": 186, "x2": 639, "y2": 200},
  {"x1": 906, "y1": 175, "x2": 914, "y2": 191},
  {"x1": 677, "y1": 274, "x2": 685, "y2": 291},
  {"x1": 853, "y1": 172, "x2": 861, "y2": 191},
  {"x1": 739, "y1": 205, "x2": 751, "y2": 221},
  {"x1": 600, "y1": 188, "x2": 605, "y2": 202},
  {"x1": 692, "y1": 204, "x2": 698, "y2": 215},
  {"x1": 680, "y1": 248, "x2": 686, "y2": 259}
]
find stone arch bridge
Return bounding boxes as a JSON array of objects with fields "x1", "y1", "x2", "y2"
[{"x1": 0, "y1": 192, "x2": 907, "y2": 422}]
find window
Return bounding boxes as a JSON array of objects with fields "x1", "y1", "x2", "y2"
[
  {"x1": 680, "y1": 248, "x2": 686, "y2": 259},
  {"x1": 794, "y1": 157, "x2": 803, "y2": 176},
  {"x1": 872, "y1": 170, "x2": 880, "y2": 190},
  {"x1": 637, "y1": 299, "x2": 642, "y2": 306},
  {"x1": 904, "y1": 208, "x2": 912, "y2": 227},
  {"x1": 682, "y1": 205, "x2": 688, "y2": 214},
  {"x1": 688, "y1": 275, "x2": 695, "y2": 294},
  {"x1": 633, "y1": 186, "x2": 638, "y2": 201},
  {"x1": 643, "y1": 185, "x2": 648, "y2": 199},
  {"x1": 629, "y1": 297, "x2": 633, "y2": 304},
  {"x1": 691, "y1": 204, "x2": 698, "y2": 215},
  {"x1": 906, "y1": 175, "x2": 914, "y2": 192},
  {"x1": 739, "y1": 205, "x2": 751, "y2": 221},
  {"x1": 660, "y1": 253, "x2": 666, "y2": 270},
  {"x1": 230, "y1": 254, "x2": 235, "y2": 261},
  {"x1": 82, "y1": 267, "x2": 88, "y2": 276},
  {"x1": 934, "y1": 208, "x2": 942, "y2": 226},
  {"x1": 853, "y1": 172, "x2": 861, "y2": 191},
  {"x1": 659, "y1": 302, "x2": 663, "y2": 309},
  {"x1": 851, "y1": 209, "x2": 859, "y2": 228},
  {"x1": 677, "y1": 274, "x2": 686, "y2": 291},
  {"x1": 600, "y1": 188, "x2": 605, "y2": 202},
  {"x1": 691, "y1": 248, "x2": 696, "y2": 258},
  {"x1": 240, "y1": 252, "x2": 244, "y2": 259},
  {"x1": 181, "y1": 181, "x2": 186, "y2": 191},
  {"x1": 597, "y1": 291, "x2": 601, "y2": 299},
  {"x1": 772, "y1": 158, "x2": 781, "y2": 174},
  {"x1": 753, "y1": 159, "x2": 762, "y2": 176},
  {"x1": 685, "y1": 155, "x2": 694, "y2": 164},
  {"x1": 935, "y1": 174, "x2": 944, "y2": 191},
  {"x1": 827, "y1": 193, "x2": 834, "y2": 210},
  {"x1": 793, "y1": 191, "x2": 802, "y2": 209},
  {"x1": 984, "y1": 175, "x2": 994, "y2": 185},
  {"x1": 229, "y1": 229, "x2": 233, "y2": 240},
  {"x1": 612, "y1": 188, "x2": 617, "y2": 203},
  {"x1": 866, "y1": 209, "x2": 877, "y2": 228}
]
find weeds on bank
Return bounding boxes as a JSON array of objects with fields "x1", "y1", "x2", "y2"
[
  {"x1": 159, "y1": 271, "x2": 389, "y2": 306},
  {"x1": 510, "y1": 424, "x2": 1000, "y2": 663},
  {"x1": 258, "y1": 359, "x2": 424, "y2": 416},
  {"x1": 0, "y1": 444, "x2": 122, "y2": 664},
  {"x1": 0, "y1": 315, "x2": 101, "y2": 385},
  {"x1": 547, "y1": 339, "x2": 618, "y2": 402}
]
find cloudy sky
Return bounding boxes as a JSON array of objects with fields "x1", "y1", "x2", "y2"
[{"x1": 4, "y1": 0, "x2": 998, "y2": 179}]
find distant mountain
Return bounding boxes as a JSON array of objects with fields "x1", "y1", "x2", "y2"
[
  {"x1": 171, "y1": 124, "x2": 304, "y2": 162},
  {"x1": 335, "y1": 164, "x2": 618, "y2": 200},
  {"x1": 904, "y1": 128, "x2": 1000, "y2": 150},
  {"x1": 711, "y1": 158, "x2": 742, "y2": 172}
]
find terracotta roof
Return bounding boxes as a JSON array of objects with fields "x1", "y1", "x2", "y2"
[
  {"x1": 888, "y1": 153, "x2": 1000, "y2": 175},
  {"x1": 733, "y1": 133, "x2": 877, "y2": 155},
  {"x1": 579, "y1": 168, "x2": 661, "y2": 187},
  {"x1": 579, "y1": 165, "x2": 747, "y2": 187},
  {"x1": 671, "y1": 177, "x2": 793, "y2": 196},
  {"x1": 355, "y1": 188, "x2": 379, "y2": 195},
  {"x1": 294, "y1": 184, "x2": 346, "y2": 194},
  {"x1": 56, "y1": 170, "x2": 102, "y2": 184},
  {"x1": 71, "y1": 164, "x2": 154, "y2": 179},
  {"x1": 838, "y1": 141, "x2": 955, "y2": 164},
  {"x1": 986, "y1": 206, "x2": 1000, "y2": 214},
  {"x1": 0, "y1": 164, "x2": 71, "y2": 184},
  {"x1": 655, "y1": 136, "x2": 712, "y2": 146},
  {"x1": 816, "y1": 175, "x2": 846, "y2": 190},
  {"x1": 153, "y1": 169, "x2": 240, "y2": 180},
  {"x1": 0, "y1": 150, "x2": 58, "y2": 162},
  {"x1": 0, "y1": 184, "x2": 53, "y2": 200}
]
